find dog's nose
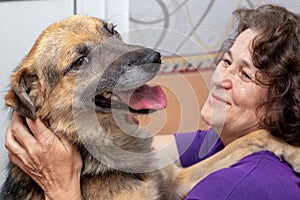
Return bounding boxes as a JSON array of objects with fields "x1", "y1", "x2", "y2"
[
  {"x1": 124, "y1": 49, "x2": 161, "y2": 72},
  {"x1": 129, "y1": 49, "x2": 161, "y2": 66},
  {"x1": 143, "y1": 51, "x2": 161, "y2": 64},
  {"x1": 98, "y1": 48, "x2": 162, "y2": 92},
  {"x1": 136, "y1": 50, "x2": 161, "y2": 74}
]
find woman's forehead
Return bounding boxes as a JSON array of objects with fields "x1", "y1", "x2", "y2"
[{"x1": 229, "y1": 29, "x2": 257, "y2": 65}]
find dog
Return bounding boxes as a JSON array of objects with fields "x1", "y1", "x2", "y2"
[{"x1": 2, "y1": 15, "x2": 300, "y2": 200}]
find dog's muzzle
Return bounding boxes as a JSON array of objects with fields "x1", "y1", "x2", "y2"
[{"x1": 94, "y1": 48, "x2": 167, "y2": 114}]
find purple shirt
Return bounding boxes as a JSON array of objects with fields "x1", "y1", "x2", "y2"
[{"x1": 174, "y1": 129, "x2": 300, "y2": 200}]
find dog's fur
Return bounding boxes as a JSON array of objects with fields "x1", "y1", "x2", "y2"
[{"x1": 2, "y1": 16, "x2": 300, "y2": 200}]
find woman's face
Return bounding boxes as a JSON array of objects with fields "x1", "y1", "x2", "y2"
[{"x1": 201, "y1": 29, "x2": 267, "y2": 145}]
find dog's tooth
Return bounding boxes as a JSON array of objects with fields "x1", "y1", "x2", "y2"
[
  {"x1": 111, "y1": 95, "x2": 119, "y2": 101},
  {"x1": 103, "y1": 92, "x2": 112, "y2": 99}
]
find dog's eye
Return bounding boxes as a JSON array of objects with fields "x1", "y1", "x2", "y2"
[
  {"x1": 105, "y1": 23, "x2": 118, "y2": 35},
  {"x1": 111, "y1": 25, "x2": 118, "y2": 35},
  {"x1": 73, "y1": 56, "x2": 88, "y2": 68}
]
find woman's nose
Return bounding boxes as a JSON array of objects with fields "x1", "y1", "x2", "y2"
[
  {"x1": 211, "y1": 65, "x2": 233, "y2": 90},
  {"x1": 220, "y1": 79, "x2": 232, "y2": 90}
]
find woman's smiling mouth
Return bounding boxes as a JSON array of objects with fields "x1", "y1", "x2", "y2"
[{"x1": 211, "y1": 93, "x2": 231, "y2": 105}]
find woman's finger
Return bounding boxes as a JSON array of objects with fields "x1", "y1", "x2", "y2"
[
  {"x1": 26, "y1": 117, "x2": 55, "y2": 144},
  {"x1": 6, "y1": 123, "x2": 34, "y2": 168},
  {"x1": 10, "y1": 112, "x2": 37, "y2": 149},
  {"x1": 5, "y1": 123, "x2": 27, "y2": 155},
  {"x1": 8, "y1": 152, "x2": 43, "y2": 186},
  {"x1": 7, "y1": 152, "x2": 27, "y2": 172},
  {"x1": 56, "y1": 132, "x2": 73, "y2": 149},
  {"x1": 11, "y1": 112, "x2": 30, "y2": 133}
]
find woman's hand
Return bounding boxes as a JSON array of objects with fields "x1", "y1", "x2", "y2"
[{"x1": 5, "y1": 113, "x2": 83, "y2": 200}]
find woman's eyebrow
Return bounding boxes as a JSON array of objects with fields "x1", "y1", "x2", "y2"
[
  {"x1": 225, "y1": 50, "x2": 232, "y2": 59},
  {"x1": 228, "y1": 49, "x2": 254, "y2": 69}
]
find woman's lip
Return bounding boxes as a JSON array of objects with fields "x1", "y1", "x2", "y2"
[{"x1": 211, "y1": 93, "x2": 231, "y2": 105}]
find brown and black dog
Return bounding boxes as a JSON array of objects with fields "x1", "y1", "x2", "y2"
[{"x1": 1, "y1": 15, "x2": 300, "y2": 200}]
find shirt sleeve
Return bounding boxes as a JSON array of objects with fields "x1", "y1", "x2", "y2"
[{"x1": 174, "y1": 128, "x2": 224, "y2": 167}]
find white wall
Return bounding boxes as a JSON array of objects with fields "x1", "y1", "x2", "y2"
[
  {"x1": 77, "y1": 0, "x2": 129, "y2": 33},
  {"x1": 129, "y1": 0, "x2": 300, "y2": 56}
]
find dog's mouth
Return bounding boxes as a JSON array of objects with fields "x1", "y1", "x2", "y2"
[{"x1": 95, "y1": 84, "x2": 167, "y2": 114}]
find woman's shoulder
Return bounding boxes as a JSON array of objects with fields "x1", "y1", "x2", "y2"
[
  {"x1": 185, "y1": 151, "x2": 300, "y2": 200},
  {"x1": 174, "y1": 129, "x2": 224, "y2": 167}
]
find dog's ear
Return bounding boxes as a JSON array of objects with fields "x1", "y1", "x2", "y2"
[{"x1": 5, "y1": 67, "x2": 39, "y2": 120}]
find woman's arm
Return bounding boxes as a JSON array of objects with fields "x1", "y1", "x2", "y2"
[{"x1": 5, "y1": 113, "x2": 83, "y2": 200}]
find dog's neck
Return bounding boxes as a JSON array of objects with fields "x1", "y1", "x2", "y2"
[{"x1": 50, "y1": 112, "x2": 159, "y2": 176}]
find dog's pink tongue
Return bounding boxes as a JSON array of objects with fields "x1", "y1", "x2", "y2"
[{"x1": 117, "y1": 85, "x2": 167, "y2": 110}]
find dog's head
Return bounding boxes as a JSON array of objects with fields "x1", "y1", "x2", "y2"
[
  {"x1": 5, "y1": 16, "x2": 168, "y2": 173},
  {"x1": 5, "y1": 15, "x2": 166, "y2": 123}
]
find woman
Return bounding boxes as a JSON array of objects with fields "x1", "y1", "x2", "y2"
[{"x1": 5, "y1": 4, "x2": 300, "y2": 200}]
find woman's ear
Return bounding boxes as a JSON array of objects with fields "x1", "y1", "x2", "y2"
[{"x1": 5, "y1": 67, "x2": 39, "y2": 120}]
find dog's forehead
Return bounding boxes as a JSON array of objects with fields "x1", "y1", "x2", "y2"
[
  {"x1": 43, "y1": 15, "x2": 111, "y2": 43},
  {"x1": 29, "y1": 16, "x2": 119, "y2": 67},
  {"x1": 18, "y1": 16, "x2": 122, "y2": 82}
]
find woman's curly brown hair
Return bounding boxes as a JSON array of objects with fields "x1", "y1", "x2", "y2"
[{"x1": 233, "y1": 5, "x2": 300, "y2": 145}]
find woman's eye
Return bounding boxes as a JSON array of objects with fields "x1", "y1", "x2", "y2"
[
  {"x1": 222, "y1": 59, "x2": 231, "y2": 66},
  {"x1": 241, "y1": 71, "x2": 252, "y2": 81},
  {"x1": 73, "y1": 56, "x2": 88, "y2": 68}
]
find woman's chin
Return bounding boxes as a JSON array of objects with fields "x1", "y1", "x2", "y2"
[{"x1": 200, "y1": 102, "x2": 212, "y2": 126}]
